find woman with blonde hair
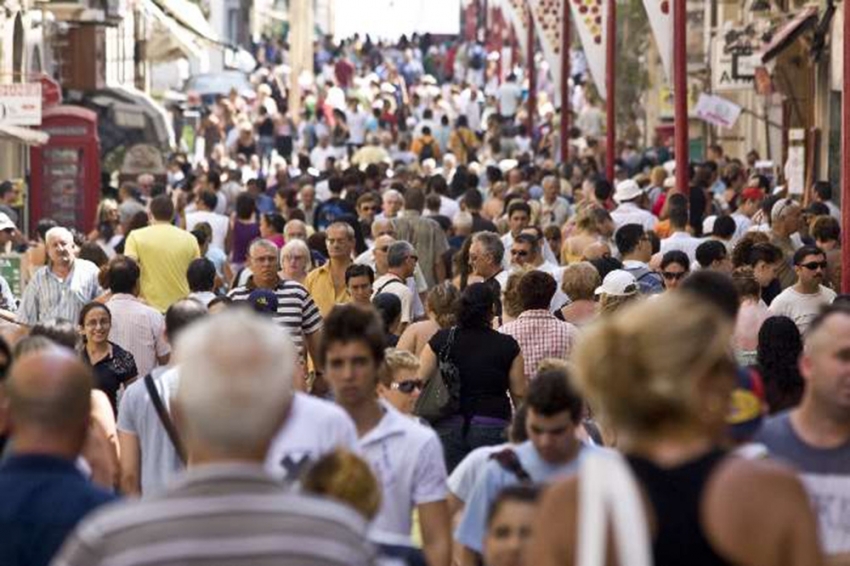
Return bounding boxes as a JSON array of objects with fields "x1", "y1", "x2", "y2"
[
  {"x1": 557, "y1": 262, "x2": 600, "y2": 326},
  {"x1": 529, "y1": 293, "x2": 822, "y2": 566},
  {"x1": 397, "y1": 282, "x2": 460, "y2": 356},
  {"x1": 561, "y1": 207, "x2": 613, "y2": 265}
]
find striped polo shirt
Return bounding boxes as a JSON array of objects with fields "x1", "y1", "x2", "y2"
[
  {"x1": 52, "y1": 464, "x2": 376, "y2": 566},
  {"x1": 228, "y1": 277, "x2": 322, "y2": 357}
]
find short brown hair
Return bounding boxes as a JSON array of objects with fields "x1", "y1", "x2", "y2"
[{"x1": 319, "y1": 304, "x2": 385, "y2": 367}]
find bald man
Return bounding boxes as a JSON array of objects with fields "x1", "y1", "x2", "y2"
[{"x1": 0, "y1": 350, "x2": 117, "y2": 566}]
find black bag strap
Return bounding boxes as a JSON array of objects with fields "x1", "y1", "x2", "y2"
[
  {"x1": 438, "y1": 326, "x2": 457, "y2": 362},
  {"x1": 144, "y1": 373, "x2": 187, "y2": 465},
  {"x1": 374, "y1": 276, "x2": 407, "y2": 296},
  {"x1": 490, "y1": 448, "x2": 532, "y2": 483}
]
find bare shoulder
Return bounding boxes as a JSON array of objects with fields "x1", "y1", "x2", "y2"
[
  {"x1": 711, "y1": 456, "x2": 805, "y2": 503},
  {"x1": 705, "y1": 455, "x2": 821, "y2": 566},
  {"x1": 528, "y1": 476, "x2": 579, "y2": 566}
]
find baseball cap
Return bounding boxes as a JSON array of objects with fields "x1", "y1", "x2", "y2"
[
  {"x1": 727, "y1": 366, "x2": 766, "y2": 442},
  {"x1": 594, "y1": 270, "x2": 639, "y2": 297},
  {"x1": 613, "y1": 179, "x2": 644, "y2": 203},
  {"x1": 0, "y1": 213, "x2": 15, "y2": 232},
  {"x1": 247, "y1": 289, "x2": 279, "y2": 315},
  {"x1": 740, "y1": 187, "x2": 765, "y2": 202}
]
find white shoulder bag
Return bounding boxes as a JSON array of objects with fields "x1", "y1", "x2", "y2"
[{"x1": 576, "y1": 450, "x2": 654, "y2": 566}]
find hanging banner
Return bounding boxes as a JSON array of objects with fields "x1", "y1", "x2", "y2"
[
  {"x1": 643, "y1": 0, "x2": 673, "y2": 82},
  {"x1": 527, "y1": 0, "x2": 563, "y2": 106},
  {"x1": 568, "y1": 0, "x2": 608, "y2": 100},
  {"x1": 497, "y1": 0, "x2": 531, "y2": 58}
]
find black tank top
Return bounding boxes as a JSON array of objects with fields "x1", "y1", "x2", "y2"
[{"x1": 625, "y1": 449, "x2": 735, "y2": 566}]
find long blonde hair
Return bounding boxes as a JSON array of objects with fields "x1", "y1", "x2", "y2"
[{"x1": 572, "y1": 293, "x2": 735, "y2": 436}]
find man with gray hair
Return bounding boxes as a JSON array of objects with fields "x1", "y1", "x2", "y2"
[
  {"x1": 229, "y1": 239, "x2": 322, "y2": 363},
  {"x1": 54, "y1": 310, "x2": 375, "y2": 566},
  {"x1": 540, "y1": 175, "x2": 571, "y2": 227},
  {"x1": 470, "y1": 231, "x2": 507, "y2": 323},
  {"x1": 17, "y1": 226, "x2": 102, "y2": 326},
  {"x1": 372, "y1": 241, "x2": 417, "y2": 328}
]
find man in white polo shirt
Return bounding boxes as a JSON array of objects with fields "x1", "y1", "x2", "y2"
[{"x1": 321, "y1": 304, "x2": 451, "y2": 566}]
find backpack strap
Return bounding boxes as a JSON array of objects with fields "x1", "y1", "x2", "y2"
[
  {"x1": 144, "y1": 373, "x2": 187, "y2": 465},
  {"x1": 374, "y1": 276, "x2": 407, "y2": 296},
  {"x1": 489, "y1": 448, "x2": 532, "y2": 483}
]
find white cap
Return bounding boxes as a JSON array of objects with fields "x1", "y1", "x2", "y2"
[
  {"x1": 703, "y1": 215, "x2": 717, "y2": 235},
  {"x1": 613, "y1": 179, "x2": 644, "y2": 203},
  {"x1": 0, "y1": 213, "x2": 16, "y2": 231},
  {"x1": 595, "y1": 269, "x2": 639, "y2": 296}
]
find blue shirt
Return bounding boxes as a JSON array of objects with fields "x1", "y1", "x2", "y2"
[
  {"x1": 455, "y1": 441, "x2": 584, "y2": 553},
  {"x1": 0, "y1": 454, "x2": 118, "y2": 566}
]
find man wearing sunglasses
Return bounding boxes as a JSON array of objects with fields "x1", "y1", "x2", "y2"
[{"x1": 769, "y1": 245, "x2": 836, "y2": 334}]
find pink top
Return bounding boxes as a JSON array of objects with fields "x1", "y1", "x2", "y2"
[{"x1": 734, "y1": 299, "x2": 769, "y2": 353}]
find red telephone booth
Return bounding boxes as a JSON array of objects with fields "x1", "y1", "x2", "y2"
[{"x1": 30, "y1": 106, "x2": 101, "y2": 235}]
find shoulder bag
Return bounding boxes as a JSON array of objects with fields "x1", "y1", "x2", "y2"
[
  {"x1": 415, "y1": 326, "x2": 461, "y2": 424},
  {"x1": 576, "y1": 450, "x2": 653, "y2": 566},
  {"x1": 144, "y1": 373, "x2": 187, "y2": 465}
]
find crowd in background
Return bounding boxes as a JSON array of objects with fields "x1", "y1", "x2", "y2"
[{"x1": 0, "y1": 32, "x2": 846, "y2": 566}]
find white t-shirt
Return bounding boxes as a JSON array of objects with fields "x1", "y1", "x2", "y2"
[
  {"x1": 659, "y1": 231, "x2": 705, "y2": 264},
  {"x1": 497, "y1": 82, "x2": 522, "y2": 117},
  {"x1": 186, "y1": 210, "x2": 229, "y2": 252},
  {"x1": 346, "y1": 109, "x2": 370, "y2": 145},
  {"x1": 360, "y1": 401, "x2": 448, "y2": 546},
  {"x1": 265, "y1": 392, "x2": 359, "y2": 483},
  {"x1": 448, "y1": 443, "x2": 509, "y2": 503},
  {"x1": 769, "y1": 285, "x2": 837, "y2": 335},
  {"x1": 372, "y1": 274, "x2": 414, "y2": 323}
]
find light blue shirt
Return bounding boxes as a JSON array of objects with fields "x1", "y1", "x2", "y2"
[
  {"x1": 455, "y1": 440, "x2": 585, "y2": 553},
  {"x1": 17, "y1": 259, "x2": 102, "y2": 326}
]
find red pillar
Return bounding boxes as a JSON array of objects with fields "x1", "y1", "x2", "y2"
[
  {"x1": 842, "y1": 1, "x2": 850, "y2": 292},
  {"x1": 605, "y1": 0, "x2": 616, "y2": 181},
  {"x1": 559, "y1": 0, "x2": 571, "y2": 163},
  {"x1": 527, "y1": 8, "x2": 536, "y2": 137},
  {"x1": 673, "y1": 0, "x2": 688, "y2": 198}
]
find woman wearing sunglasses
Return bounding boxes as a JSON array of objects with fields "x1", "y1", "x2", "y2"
[
  {"x1": 378, "y1": 348, "x2": 424, "y2": 415},
  {"x1": 659, "y1": 250, "x2": 690, "y2": 290}
]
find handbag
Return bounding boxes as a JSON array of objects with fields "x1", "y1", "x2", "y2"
[
  {"x1": 415, "y1": 326, "x2": 461, "y2": 424},
  {"x1": 576, "y1": 450, "x2": 653, "y2": 566}
]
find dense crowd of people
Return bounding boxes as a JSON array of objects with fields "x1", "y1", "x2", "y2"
[{"x1": 0, "y1": 33, "x2": 848, "y2": 566}]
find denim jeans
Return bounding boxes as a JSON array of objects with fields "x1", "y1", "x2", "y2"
[{"x1": 435, "y1": 417, "x2": 508, "y2": 473}]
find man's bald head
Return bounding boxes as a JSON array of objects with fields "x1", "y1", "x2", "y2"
[{"x1": 6, "y1": 350, "x2": 93, "y2": 438}]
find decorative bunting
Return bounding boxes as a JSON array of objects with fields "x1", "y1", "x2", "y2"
[
  {"x1": 643, "y1": 0, "x2": 673, "y2": 81},
  {"x1": 569, "y1": 0, "x2": 608, "y2": 99}
]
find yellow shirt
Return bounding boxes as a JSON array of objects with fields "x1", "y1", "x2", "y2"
[
  {"x1": 125, "y1": 223, "x2": 200, "y2": 312},
  {"x1": 304, "y1": 262, "x2": 350, "y2": 317}
]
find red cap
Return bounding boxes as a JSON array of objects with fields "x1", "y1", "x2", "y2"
[{"x1": 741, "y1": 187, "x2": 765, "y2": 202}]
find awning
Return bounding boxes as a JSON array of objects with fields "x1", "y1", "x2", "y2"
[
  {"x1": 0, "y1": 125, "x2": 49, "y2": 146},
  {"x1": 760, "y1": 6, "x2": 819, "y2": 63},
  {"x1": 152, "y1": 0, "x2": 219, "y2": 44},
  {"x1": 141, "y1": 0, "x2": 204, "y2": 62}
]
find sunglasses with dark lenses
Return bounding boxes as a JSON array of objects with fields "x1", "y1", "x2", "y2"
[
  {"x1": 799, "y1": 261, "x2": 828, "y2": 271},
  {"x1": 662, "y1": 271, "x2": 686, "y2": 281},
  {"x1": 511, "y1": 249, "x2": 529, "y2": 257},
  {"x1": 392, "y1": 379, "x2": 424, "y2": 394}
]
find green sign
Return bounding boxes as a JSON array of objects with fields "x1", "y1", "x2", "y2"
[{"x1": 0, "y1": 255, "x2": 23, "y2": 299}]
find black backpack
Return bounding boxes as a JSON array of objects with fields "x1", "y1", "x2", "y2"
[{"x1": 419, "y1": 139, "x2": 436, "y2": 162}]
